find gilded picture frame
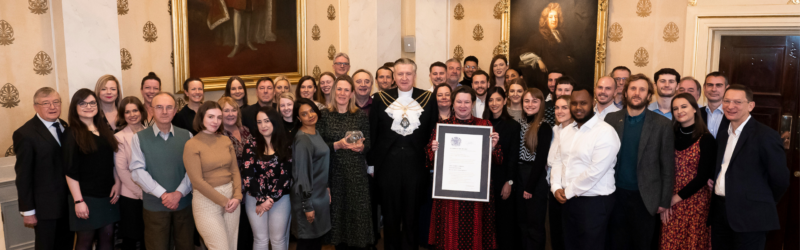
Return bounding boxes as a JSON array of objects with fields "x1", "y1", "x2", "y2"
[
  {"x1": 172, "y1": 0, "x2": 307, "y2": 93},
  {"x1": 500, "y1": 0, "x2": 608, "y2": 85}
]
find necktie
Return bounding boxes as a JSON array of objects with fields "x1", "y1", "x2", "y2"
[{"x1": 52, "y1": 122, "x2": 63, "y2": 145}]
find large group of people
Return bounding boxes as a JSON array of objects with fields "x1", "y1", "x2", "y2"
[{"x1": 13, "y1": 51, "x2": 790, "y2": 250}]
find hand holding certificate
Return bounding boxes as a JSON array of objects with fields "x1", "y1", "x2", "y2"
[{"x1": 431, "y1": 124, "x2": 493, "y2": 202}]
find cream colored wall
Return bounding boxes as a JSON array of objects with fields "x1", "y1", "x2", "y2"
[
  {"x1": 118, "y1": 0, "x2": 175, "y2": 96},
  {"x1": 448, "y1": 0, "x2": 502, "y2": 73},
  {"x1": 0, "y1": 0, "x2": 59, "y2": 156}
]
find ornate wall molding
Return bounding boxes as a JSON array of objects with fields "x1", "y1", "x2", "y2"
[
  {"x1": 328, "y1": 45, "x2": 336, "y2": 60},
  {"x1": 121, "y1": 48, "x2": 132, "y2": 70},
  {"x1": 118, "y1": 0, "x2": 129, "y2": 15},
  {"x1": 596, "y1": 41, "x2": 606, "y2": 64},
  {"x1": 609, "y1": 22, "x2": 622, "y2": 42},
  {"x1": 143, "y1": 21, "x2": 158, "y2": 42},
  {"x1": 454, "y1": 3, "x2": 465, "y2": 20},
  {"x1": 328, "y1": 4, "x2": 336, "y2": 20},
  {"x1": 663, "y1": 22, "x2": 679, "y2": 42},
  {"x1": 493, "y1": 1, "x2": 506, "y2": 20},
  {"x1": 637, "y1": 0, "x2": 652, "y2": 17},
  {"x1": 33, "y1": 51, "x2": 53, "y2": 75},
  {"x1": 0, "y1": 83, "x2": 20, "y2": 108},
  {"x1": 29, "y1": 0, "x2": 48, "y2": 15},
  {"x1": 473, "y1": 24, "x2": 484, "y2": 41},
  {"x1": 634, "y1": 47, "x2": 649, "y2": 67},
  {"x1": 453, "y1": 45, "x2": 464, "y2": 62},
  {"x1": 312, "y1": 24, "x2": 320, "y2": 41},
  {"x1": 689, "y1": 0, "x2": 698, "y2": 6},
  {"x1": 0, "y1": 20, "x2": 14, "y2": 46},
  {"x1": 5, "y1": 145, "x2": 14, "y2": 157},
  {"x1": 313, "y1": 65, "x2": 321, "y2": 80}
]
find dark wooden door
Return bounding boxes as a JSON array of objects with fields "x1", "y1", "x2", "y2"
[{"x1": 719, "y1": 35, "x2": 800, "y2": 250}]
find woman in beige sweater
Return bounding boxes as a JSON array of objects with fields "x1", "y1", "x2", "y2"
[{"x1": 183, "y1": 101, "x2": 243, "y2": 250}]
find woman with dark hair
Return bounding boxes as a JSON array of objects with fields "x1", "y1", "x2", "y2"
[
  {"x1": 506, "y1": 68, "x2": 522, "y2": 83},
  {"x1": 489, "y1": 55, "x2": 509, "y2": 90},
  {"x1": 296, "y1": 76, "x2": 325, "y2": 109},
  {"x1": 318, "y1": 72, "x2": 336, "y2": 105},
  {"x1": 95, "y1": 74, "x2": 122, "y2": 131},
  {"x1": 660, "y1": 93, "x2": 715, "y2": 250},
  {"x1": 433, "y1": 83, "x2": 453, "y2": 120},
  {"x1": 426, "y1": 86, "x2": 502, "y2": 250},
  {"x1": 64, "y1": 88, "x2": 121, "y2": 250},
  {"x1": 224, "y1": 76, "x2": 249, "y2": 109},
  {"x1": 113, "y1": 96, "x2": 148, "y2": 250},
  {"x1": 506, "y1": 78, "x2": 528, "y2": 122},
  {"x1": 291, "y1": 98, "x2": 331, "y2": 250},
  {"x1": 183, "y1": 101, "x2": 243, "y2": 249},
  {"x1": 241, "y1": 106, "x2": 293, "y2": 250},
  {"x1": 173, "y1": 78, "x2": 205, "y2": 135},
  {"x1": 516, "y1": 87, "x2": 553, "y2": 250},
  {"x1": 483, "y1": 86, "x2": 523, "y2": 250},
  {"x1": 140, "y1": 72, "x2": 161, "y2": 127},
  {"x1": 317, "y1": 75, "x2": 373, "y2": 249}
]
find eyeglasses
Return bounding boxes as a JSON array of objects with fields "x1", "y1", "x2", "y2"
[
  {"x1": 78, "y1": 101, "x2": 97, "y2": 108},
  {"x1": 36, "y1": 100, "x2": 62, "y2": 107},
  {"x1": 614, "y1": 77, "x2": 628, "y2": 82},
  {"x1": 464, "y1": 66, "x2": 477, "y2": 70},
  {"x1": 334, "y1": 62, "x2": 350, "y2": 67}
]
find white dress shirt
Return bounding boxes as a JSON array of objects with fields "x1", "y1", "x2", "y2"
[
  {"x1": 386, "y1": 88, "x2": 422, "y2": 136},
  {"x1": 129, "y1": 124, "x2": 193, "y2": 198},
  {"x1": 594, "y1": 103, "x2": 620, "y2": 121},
  {"x1": 714, "y1": 115, "x2": 751, "y2": 197},
  {"x1": 22, "y1": 114, "x2": 65, "y2": 216},
  {"x1": 705, "y1": 104, "x2": 725, "y2": 138},
  {"x1": 473, "y1": 95, "x2": 486, "y2": 118},
  {"x1": 549, "y1": 115, "x2": 621, "y2": 199}
]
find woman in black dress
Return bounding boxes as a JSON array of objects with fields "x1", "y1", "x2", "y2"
[
  {"x1": 483, "y1": 86, "x2": 523, "y2": 250},
  {"x1": 172, "y1": 78, "x2": 205, "y2": 134},
  {"x1": 224, "y1": 76, "x2": 249, "y2": 110},
  {"x1": 278, "y1": 92, "x2": 297, "y2": 135},
  {"x1": 64, "y1": 88, "x2": 121, "y2": 250}
]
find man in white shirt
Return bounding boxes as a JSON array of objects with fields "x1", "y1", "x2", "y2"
[
  {"x1": 594, "y1": 76, "x2": 620, "y2": 121},
  {"x1": 471, "y1": 70, "x2": 490, "y2": 117},
  {"x1": 550, "y1": 87, "x2": 621, "y2": 250},
  {"x1": 710, "y1": 84, "x2": 788, "y2": 250}
]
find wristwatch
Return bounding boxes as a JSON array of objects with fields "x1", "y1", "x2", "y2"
[{"x1": 508, "y1": 180, "x2": 514, "y2": 186}]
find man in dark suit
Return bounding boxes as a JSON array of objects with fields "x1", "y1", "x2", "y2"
[
  {"x1": 605, "y1": 73, "x2": 675, "y2": 250},
  {"x1": 369, "y1": 58, "x2": 438, "y2": 250},
  {"x1": 13, "y1": 87, "x2": 73, "y2": 250},
  {"x1": 241, "y1": 77, "x2": 277, "y2": 133},
  {"x1": 700, "y1": 72, "x2": 730, "y2": 138},
  {"x1": 710, "y1": 84, "x2": 789, "y2": 250}
]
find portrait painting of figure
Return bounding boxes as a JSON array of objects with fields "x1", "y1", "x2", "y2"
[
  {"x1": 183, "y1": 0, "x2": 299, "y2": 79},
  {"x1": 508, "y1": 0, "x2": 601, "y2": 91}
]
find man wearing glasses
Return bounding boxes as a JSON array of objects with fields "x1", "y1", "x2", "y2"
[
  {"x1": 129, "y1": 92, "x2": 196, "y2": 250},
  {"x1": 460, "y1": 56, "x2": 479, "y2": 88},
  {"x1": 333, "y1": 52, "x2": 351, "y2": 77},
  {"x1": 14, "y1": 87, "x2": 74, "y2": 249},
  {"x1": 610, "y1": 66, "x2": 631, "y2": 109}
]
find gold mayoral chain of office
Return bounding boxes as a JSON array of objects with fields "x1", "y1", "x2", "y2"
[{"x1": 378, "y1": 90, "x2": 432, "y2": 129}]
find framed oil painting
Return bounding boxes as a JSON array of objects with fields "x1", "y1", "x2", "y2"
[
  {"x1": 501, "y1": 0, "x2": 608, "y2": 90},
  {"x1": 172, "y1": 0, "x2": 307, "y2": 92}
]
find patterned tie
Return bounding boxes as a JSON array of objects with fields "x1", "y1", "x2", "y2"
[{"x1": 52, "y1": 122, "x2": 63, "y2": 145}]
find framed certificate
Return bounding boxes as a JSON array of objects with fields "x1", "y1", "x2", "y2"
[{"x1": 432, "y1": 124, "x2": 493, "y2": 202}]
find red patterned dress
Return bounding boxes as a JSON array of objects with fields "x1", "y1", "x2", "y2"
[
  {"x1": 660, "y1": 131, "x2": 716, "y2": 250},
  {"x1": 425, "y1": 116, "x2": 502, "y2": 250}
]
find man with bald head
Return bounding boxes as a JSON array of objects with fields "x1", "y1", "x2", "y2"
[
  {"x1": 594, "y1": 76, "x2": 620, "y2": 120},
  {"x1": 14, "y1": 87, "x2": 74, "y2": 249},
  {"x1": 130, "y1": 92, "x2": 196, "y2": 250}
]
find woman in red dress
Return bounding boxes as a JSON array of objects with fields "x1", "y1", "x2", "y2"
[
  {"x1": 426, "y1": 86, "x2": 502, "y2": 250},
  {"x1": 660, "y1": 93, "x2": 716, "y2": 250}
]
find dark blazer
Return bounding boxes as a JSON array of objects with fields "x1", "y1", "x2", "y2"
[
  {"x1": 605, "y1": 109, "x2": 675, "y2": 215},
  {"x1": 699, "y1": 106, "x2": 730, "y2": 135},
  {"x1": 368, "y1": 88, "x2": 438, "y2": 167},
  {"x1": 13, "y1": 115, "x2": 69, "y2": 220},
  {"x1": 712, "y1": 118, "x2": 789, "y2": 232},
  {"x1": 241, "y1": 102, "x2": 277, "y2": 135}
]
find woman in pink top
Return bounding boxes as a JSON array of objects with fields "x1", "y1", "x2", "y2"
[{"x1": 113, "y1": 96, "x2": 148, "y2": 250}]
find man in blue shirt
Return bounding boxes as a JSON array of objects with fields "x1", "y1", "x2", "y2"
[
  {"x1": 648, "y1": 68, "x2": 680, "y2": 119},
  {"x1": 700, "y1": 72, "x2": 729, "y2": 138}
]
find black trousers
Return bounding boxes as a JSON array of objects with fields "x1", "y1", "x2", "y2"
[
  {"x1": 562, "y1": 194, "x2": 615, "y2": 250},
  {"x1": 296, "y1": 236, "x2": 323, "y2": 250},
  {"x1": 238, "y1": 198, "x2": 254, "y2": 250},
  {"x1": 711, "y1": 195, "x2": 767, "y2": 250},
  {"x1": 607, "y1": 188, "x2": 655, "y2": 250},
  {"x1": 117, "y1": 197, "x2": 144, "y2": 250},
  {"x1": 418, "y1": 171, "x2": 433, "y2": 248},
  {"x1": 377, "y1": 146, "x2": 427, "y2": 250},
  {"x1": 548, "y1": 191, "x2": 565, "y2": 250},
  {"x1": 368, "y1": 174, "x2": 381, "y2": 246},
  {"x1": 516, "y1": 162, "x2": 548, "y2": 250},
  {"x1": 34, "y1": 215, "x2": 73, "y2": 250},
  {"x1": 494, "y1": 180, "x2": 520, "y2": 250}
]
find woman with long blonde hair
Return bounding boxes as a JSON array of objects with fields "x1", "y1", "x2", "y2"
[{"x1": 94, "y1": 75, "x2": 122, "y2": 131}]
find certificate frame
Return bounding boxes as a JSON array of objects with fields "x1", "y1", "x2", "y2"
[{"x1": 432, "y1": 124, "x2": 493, "y2": 202}]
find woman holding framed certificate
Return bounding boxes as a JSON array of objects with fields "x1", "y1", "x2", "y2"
[{"x1": 426, "y1": 86, "x2": 502, "y2": 250}]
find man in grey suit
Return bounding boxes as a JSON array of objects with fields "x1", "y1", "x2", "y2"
[{"x1": 604, "y1": 73, "x2": 675, "y2": 250}]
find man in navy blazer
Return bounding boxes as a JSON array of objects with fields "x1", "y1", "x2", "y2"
[
  {"x1": 13, "y1": 87, "x2": 73, "y2": 249},
  {"x1": 710, "y1": 84, "x2": 789, "y2": 250}
]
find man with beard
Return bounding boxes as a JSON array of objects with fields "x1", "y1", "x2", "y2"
[
  {"x1": 605, "y1": 74, "x2": 674, "y2": 250},
  {"x1": 550, "y1": 86, "x2": 620, "y2": 250},
  {"x1": 648, "y1": 68, "x2": 681, "y2": 119},
  {"x1": 426, "y1": 62, "x2": 447, "y2": 91},
  {"x1": 460, "y1": 56, "x2": 479, "y2": 88},
  {"x1": 545, "y1": 70, "x2": 564, "y2": 106},
  {"x1": 376, "y1": 66, "x2": 395, "y2": 92},
  {"x1": 610, "y1": 66, "x2": 631, "y2": 109},
  {"x1": 594, "y1": 76, "x2": 620, "y2": 120},
  {"x1": 445, "y1": 58, "x2": 462, "y2": 90},
  {"x1": 369, "y1": 58, "x2": 438, "y2": 250},
  {"x1": 471, "y1": 70, "x2": 490, "y2": 117},
  {"x1": 700, "y1": 72, "x2": 730, "y2": 138}
]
